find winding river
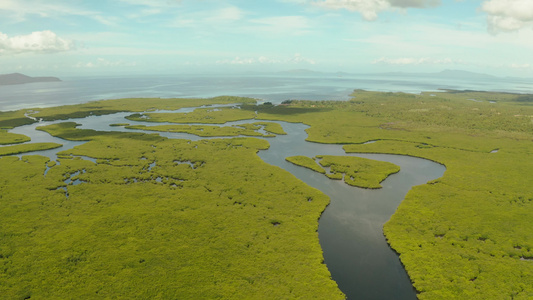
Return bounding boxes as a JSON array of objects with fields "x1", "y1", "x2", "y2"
[{"x1": 5, "y1": 106, "x2": 445, "y2": 299}]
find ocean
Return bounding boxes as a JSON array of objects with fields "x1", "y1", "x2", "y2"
[{"x1": 1, "y1": 73, "x2": 531, "y2": 111}]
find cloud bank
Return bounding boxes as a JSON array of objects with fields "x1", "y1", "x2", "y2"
[
  {"x1": 482, "y1": 0, "x2": 533, "y2": 33},
  {"x1": 373, "y1": 57, "x2": 459, "y2": 65},
  {"x1": 217, "y1": 53, "x2": 315, "y2": 65},
  {"x1": 312, "y1": 0, "x2": 440, "y2": 21},
  {"x1": 0, "y1": 31, "x2": 74, "y2": 54},
  {"x1": 75, "y1": 58, "x2": 137, "y2": 68}
]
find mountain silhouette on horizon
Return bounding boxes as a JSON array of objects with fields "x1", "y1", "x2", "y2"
[{"x1": 0, "y1": 73, "x2": 61, "y2": 86}]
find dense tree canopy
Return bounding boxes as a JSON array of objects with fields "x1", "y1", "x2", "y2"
[{"x1": 1, "y1": 90, "x2": 532, "y2": 299}]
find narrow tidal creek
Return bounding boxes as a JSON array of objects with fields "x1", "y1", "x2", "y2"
[{"x1": 7, "y1": 108, "x2": 445, "y2": 299}]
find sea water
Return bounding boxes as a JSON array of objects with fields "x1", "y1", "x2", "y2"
[{"x1": 1, "y1": 73, "x2": 531, "y2": 111}]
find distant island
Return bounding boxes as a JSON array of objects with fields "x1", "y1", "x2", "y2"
[{"x1": 0, "y1": 73, "x2": 61, "y2": 86}]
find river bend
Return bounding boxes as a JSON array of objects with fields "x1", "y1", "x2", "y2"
[{"x1": 5, "y1": 108, "x2": 445, "y2": 299}]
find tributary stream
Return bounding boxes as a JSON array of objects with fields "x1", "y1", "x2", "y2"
[{"x1": 6, "y1": 106, "x2": 446, "y2": 299}]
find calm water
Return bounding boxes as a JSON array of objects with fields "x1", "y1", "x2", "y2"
[
  {"x1": 1, "y1": 73, "x2": 531, "y2": 111},
  {"x1": 6, "y1": 109, "x2": 445, "y2": 299},
  {"x1": 255, "y1": 122, "x2": 445, "y2": 299},
  {"x1": 2, "y1": 74, "x2": 518, "y2": 298}
]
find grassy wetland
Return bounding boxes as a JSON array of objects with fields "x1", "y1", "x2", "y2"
[
  {"x1": 124, "y1": 122, "x2": 286, "y2": 138},
  {"x1": 0, "y1": 97, "x2": 343, "y2": 299},
  {"x1": 256, "y1": 90, "x2": 533, "y2": 299},
  {"x1": 0, "y1": 90, "x2": 532, "y2": 299},
  {"x1": 286, "y1": 155, "x2": 400, "y2": 188}
]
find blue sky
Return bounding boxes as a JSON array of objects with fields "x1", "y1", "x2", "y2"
[{"x1": 0, "y1": 0, "x2": 532, "y2": 77}]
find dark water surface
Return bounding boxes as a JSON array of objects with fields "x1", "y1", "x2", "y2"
[
  {"x1": 255, "y1": 122, "x2": 445, "y2": 300},
  {"x1": 5, "y1": 109, "x2": 445, "y2": 299}
]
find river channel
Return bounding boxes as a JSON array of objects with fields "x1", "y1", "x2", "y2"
[{"x1": 6, "y1": 105, "x2": 445, "y2": 299}]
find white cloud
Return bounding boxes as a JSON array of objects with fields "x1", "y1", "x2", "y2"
[
  {"x1": 217, "y1": 53, "x2": 315, "y2": 65},
  {"x1": 289, "y1": 53, "x2": 316, "y2": 64},
  {"x1": 311, "y1": 0, "x2": 440, "y2": 21},
  {"x1": 509, "y1": 63, "x2": 531, "y2": 69},
  {"x1": 0, "y1": 0, "x2": 91, "y2": 20},
  {"x1": 118, "y1": 0, "x2": 182, "y2": 8},
  {"x1": 208, "y1": 7, "x2": 244, "y2": 22},
  {"x1": 168, "y1": 6, "x2": 245, "y2": 28},
  {"x1": 313, "y1": 0, "x2": 390, "y2": 21},
  {"x1": 258, "y1": 56, "x2": 273, "y2": 63},
  {"x1": 278, "y1": 0, "x2": 310, "y2": 3},
  {"x1": 74, "y1": 58, "x2": 137, "y2": 68},
  {"x1": 250, "y1": 16, "x2": 312, "y2": 35},
  {"x1": 0, "y1": 31, "x2": 74, "y2": 54},
  {"x1": 0, "y1": 0, "x2": 118, "y2": 26},
  {"x1": 252, "y1": 16, "x2": 309, "y2": 27},
  {"x1": 389, "y1": 0, "x2": 439, "y2": 8},
  {"x1": 372, "y1": 57, "x2": 459, "y2": 65},
  {"x1": 481, "y1": 0, "x2": 533, "y2": 33},
  {"x1": 216, "y1": 56, "x2": 257, "y2": 65},
  {"x1": 93, "y1": 15, "x2": 122, "y2": 27}
]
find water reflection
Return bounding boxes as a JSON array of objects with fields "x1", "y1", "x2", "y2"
[
  {"x1": 256, "y1": 123, "x2": 445, "y2": 300},
  {"x1": 4, "y1": 109, "x2": 445, "y2": 299}
]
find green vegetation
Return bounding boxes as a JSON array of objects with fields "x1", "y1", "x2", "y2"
[
  {"x1": 37, "y1": 122, "x2": 164, "y2": 143},
  {"x1": 253, "y1": 122, "x2": 286, "y2": 135},
  {"x1": 30, "y1": 96, "x2": 257, "y2": 121},
  {"x1": 126, "y1": 124, "x2": 265, "y2": 137},
  {"x1": 343, "y1": 140, "x2": 533, "y2": 298},
  {"x1": 125, "y1": 122, "x2": 285, "y2": 138},
  {"x1": 317, "y1": 155, "x2": 400, "y2": 189},
  {"x1": 0, "y1": 110, "x2": 36, "y2": 128},
  {"x1": 0, "y1": 143, "x2": 62, "y2": 156},
  {"x1": 286, "y1": 155, "x2": 399, "y2": 189},
  {"x1": 1, "y1": 89, "x2": 532, "y2": 299},
  {"x1": 0, "y1": 101, "x2": 343, "y2": 299},
  {"x1": 252, "y1": 90, "x2": 533, "y2": 299},
  {"x1": 126, "y1": 106, "x2": 257, "y2": 124},
  {"x1": 286, "y1": 156, "x2": 326, "y2": 174},
  {"x1": 0, "y1": 129, "x2": 31, "y2": 145}
]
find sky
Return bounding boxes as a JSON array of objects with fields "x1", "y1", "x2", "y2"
[{"x1": 0, "y1": 0, "x2": 532, "y2": 77}]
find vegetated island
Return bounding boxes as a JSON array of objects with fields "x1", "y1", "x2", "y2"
[
  {"x1": 0, "y1": 73, "x2": 61, "y2": 86},
  {"x1": 285, "y1": 155, "x2": 400, "y2": 189},
  {"x1": 0, "y1": 91, "x2": 532, "y2": 299}
]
